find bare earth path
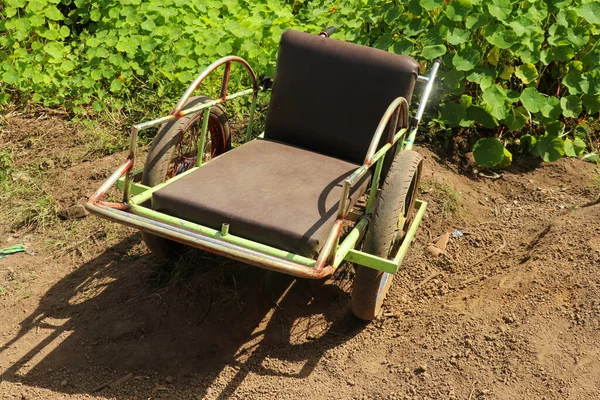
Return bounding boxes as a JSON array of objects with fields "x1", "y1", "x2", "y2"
[{"x1": 1, "y1": 115, "x2": 599, "y2": 399}]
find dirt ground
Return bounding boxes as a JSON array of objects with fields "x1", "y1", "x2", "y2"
[{"x1": 1, "y1": 114, "x2": 600, "y2": 399}]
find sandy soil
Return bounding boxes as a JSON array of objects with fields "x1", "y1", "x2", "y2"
[{"x1": 1, "y1": 115, "x2": 599, "y2": 399}]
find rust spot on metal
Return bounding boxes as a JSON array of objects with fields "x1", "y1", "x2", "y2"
[
  {"x1": 314, "y1": 219, "x2": 344, "y2": 272},
  {"x1": 220, "y1": 61, "x2": 232, "y2": 101},
  {"x1": 171, "y1": 56, "x2": 259, "y2": 117}
]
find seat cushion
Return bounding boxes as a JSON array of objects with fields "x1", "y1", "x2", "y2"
[
  {"x1": 151, "y1": 139, "x2": 371, "y2": 258},
  {"x1": 264, "y1": 30, "x2": 420, "y2": 165}
]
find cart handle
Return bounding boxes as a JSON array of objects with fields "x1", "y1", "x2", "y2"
[
  {"x1": 172, "y1": 56, "x2": 259, "y2": 117},
  {"x1": 319, "y1": 26, "x2": 336, "y2": 37}
]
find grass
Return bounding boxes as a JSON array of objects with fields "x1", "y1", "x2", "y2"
[
  {"x1": 76, "y1": 117, "x2": 129, "y2": 158},
  {"x1": 421, "y1": 180, "x2": 461, "y2": 218}
]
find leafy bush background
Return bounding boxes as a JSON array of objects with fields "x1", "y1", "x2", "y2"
[{"x1": 1, "y1": 0, "x2": 599, "y2": 162}]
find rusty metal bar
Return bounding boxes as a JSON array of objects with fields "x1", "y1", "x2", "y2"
[
  {"x1": 173, "y1": 56, "x2": 258, "y2": 117},
  {"x1": 90, "y1": 159, "x2": 134, "y2": 204},
  {"x1": 314, "y1": 219, "x2": 344, "y2": 272},
  {"x1": 220, "y1": 61, "x2": 232, "y2": 101},
  {"x1": 363, "y1": 97, "x2": 408, "y2": 166},
  {"x1": 133, "y1": 89, "x2": 254, "y2": 133},
  {"x1": 87, "y1": 202, "x2": 334, "y2": 279}
]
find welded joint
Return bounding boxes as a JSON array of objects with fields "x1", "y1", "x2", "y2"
[{"x1": 221, "y1": 223, "x2": 230, "y2": 236}]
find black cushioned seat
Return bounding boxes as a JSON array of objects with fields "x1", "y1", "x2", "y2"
[
  {"x1": 152, "y1": 139, "x2": 370, "y2": 257},
  {"x1": 264, "y1": 30, "x2": 420, "y2": 164},
  {"x1": 151, "y1": 30, "x2": 419, "y2": 257}
]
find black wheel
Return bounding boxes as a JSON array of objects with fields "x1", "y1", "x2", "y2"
[
  {"x1": 140, "y1": 96, "x2": 231, "y2": 258},
  {"x1": 351, "y1": 150, "x2": 423, "y2": 320}
]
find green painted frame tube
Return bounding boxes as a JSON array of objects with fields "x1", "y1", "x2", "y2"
[
  {"x1": 128, "y1": 167, "x2": 199, "y2": 205},
  {"x1": 196, "y1": 108, "x2": 211, "y2": 167},
  {"x1": 393, "y1": 199, "x2": 427, "y2": 265},
  {"x1": 130, "y1": 204, "x2": 316, "y2": 267},
  {"x1": 246, "y1": 94, "x2": 258, "y2": 141},
  {"x1": 117, "y1": 178, "x2": 150, "y2": 196},
  {"x1": 365, "y1": 157, "x2": 384, "y2": 214},
  {"x1": 133, "y1": 88, "x2": 255, "y2": 132},
  {"x1": 333, "y1": 216, "x2": 369, "y2": 266},
  {"x1": 343, "y1": 199, "x2": 427, "y2": 273}
]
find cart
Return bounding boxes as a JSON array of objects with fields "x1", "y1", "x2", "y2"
[{"x1": 86, "y1": 27, "x2": 442, "y2": 320}]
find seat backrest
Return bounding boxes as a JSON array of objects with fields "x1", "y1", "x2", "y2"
[{"x1": 264, "y1": 30, "x2": 419, "y2": 165}]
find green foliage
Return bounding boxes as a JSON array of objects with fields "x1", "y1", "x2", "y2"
[
  {"x1": 0, "y1": 0, "x2": 599, "y2": 164},
  {"x1": 0, "y1": 150, "x2": 13, "y2": 182},
  {"x1": 473, "y1": 137, "x2": 505, "y2": 168}
]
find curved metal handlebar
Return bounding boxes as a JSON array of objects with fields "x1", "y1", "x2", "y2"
[
  {"x1": 172, "y1": 56, "x2": 259, "y2": 117},
  {"x1": 363, "y1": 96, "x2": 409, "y2": 166}
]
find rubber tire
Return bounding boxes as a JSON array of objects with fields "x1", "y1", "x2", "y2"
[
  {"x1": 140, "y1": 96, "x2": 231, "y2": 258},
  {"x1": 351, "y1": 150, "x2": 423, "y2": 321}
]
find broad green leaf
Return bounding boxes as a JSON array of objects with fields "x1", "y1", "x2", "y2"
[
  {"x1": 520, "y1": 134, "x2": 537, "y2": 152},
  {"x1": 422, "y1": 44, "x2": 446, "y2": 59},
  {"x1": 439, "y1": 102, "x2": 466, "y2": 127},
  {"x1": 564, "y1": 139, "x2": 576, "y2": 157},
  {"x1": 496, "y1": 147, "x2": 513, "y2": 169},
  {"x1": 490, "y1": 105, "x2": 509, "y2": 120},
  {"x1": 392, "y1": 37, "x2": 414, "y2": 55},
  {"x1": 562, "y1": 69, "x2": 583, "y2": 95},
  {"x1": 577, "y1": 3, "x2": 600, "y2": 25},
  {"x1": 7, "y1": 0, "x2": 26, "y2": 7},
  {"x1": 556, "y1": 9, "x2": 578, "y2": 27},
  {"x1": 92, "y1": 101, "x2": 103, "y2": 111},
  {"x1": 482, "y1": 84, "x2": 508, "y2": 108},
  {"x1": 541, "y1": 96, "x2": 562, "y2": 120},
  {"x1": 460, "y1": 95, "x2": 473, "y2": 107},
  {"x1": 487, "y1": 46, "x2": 500, "y2": 66},
  {"x1": 520, "y1": 87, "x2": 545, "y2": 113},
  {"x1": 59, "y1": 26, "x2": 70, "y2": 38},
  {"x1": 110, "y1": 78, "x2": 123, "y2": 92},
  {"x1": 473, "y1": 137, "x2": 505, "y2": 168},
  {"x1": 466, "y1": 67, "x2": 495, "y2": 88},
  {"x1": 1, "y1": 69, "x2": 19, "y2": 85},
  {"x1": 465, "y1": 13, "x2": 490, "y2": 30},
  {"x1": 420, "y1": 0, "x2": 444, "y2": 11},
  {"x1": 504, "y1": 106, "x2": 528, "y2": 130},
  {"x1": 509, "y1": 15, "x2": 537, "y2": 36},
  {"x1": 560, "y1": 95, "x2": 582, "y2": 118},
  {"x1": 583, "y1": 94, "x2": 600, "y2": 114},
  {"x1": 515, "y1": 63, "x2": 538, "y2": 84},
  {"x1": 485, "y1": 25, "x2": 518, "y2": 49},
  {"x1": 446, "y1": 29, "x2": 469, "y2": 46},
  {"x1": 467, "y1": 105, "x2": 499, "y2": 128},
  {"x1": 553, "y1": 46, "x2": 575, "y2": 62},
  {"x1": 507, "y1": 90, "x2": 520, "y2": 103},
  {"x1": 582, "y1": 153, "x2": 600, "y2": 163},
  {"x1": 61, "y1": 60, "x2": 74, "y2": 71},
  {"x1": 453, "y1": 46, "x2": 481, "y2": 71},
  {"x1": 573, "y1": 138, "x2": 586, "y2": 155},
  {"x1": 545, "y1": 121, "x2": 565, "y2": 137},
  {"x1": 499, "y1": 65, "x2": 514, "y2": 80},
  {"x1": 446, "y1": 0, "x2": 472, "y2": 21},
  {"x1": 385, "y1": 6, "x2": 403, "y2": 24},
  {"x1": 141, "y1": 19, "x2": 156, "y2": 31},
  {"x1": 567, "y1": 27, "x2": 589, "y2": 49},
  {"x1": 488, "y1": 0, "x2": 512, "y2": 21},
  {"x1": 116, "y1": 37, "x2": 138, "y2": 54},
  {"x1": 536, "y1": 135, "x2": 565, "y2": 162},
  {"x1": 45, "y1": 6, "x2": 64, "y2": 21},
  {"x1": 526, "y1": 2, "x2": 548, "y2": 23},
  {"x1": 43, "y1": 42, "x2": 64, "y2": 60},
  {"x1": 90, "y1": 9, "x2": 101, "y2": 21},
  {"x1": 575, "y1": 124, "x2": 588, "y2": 139}
]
